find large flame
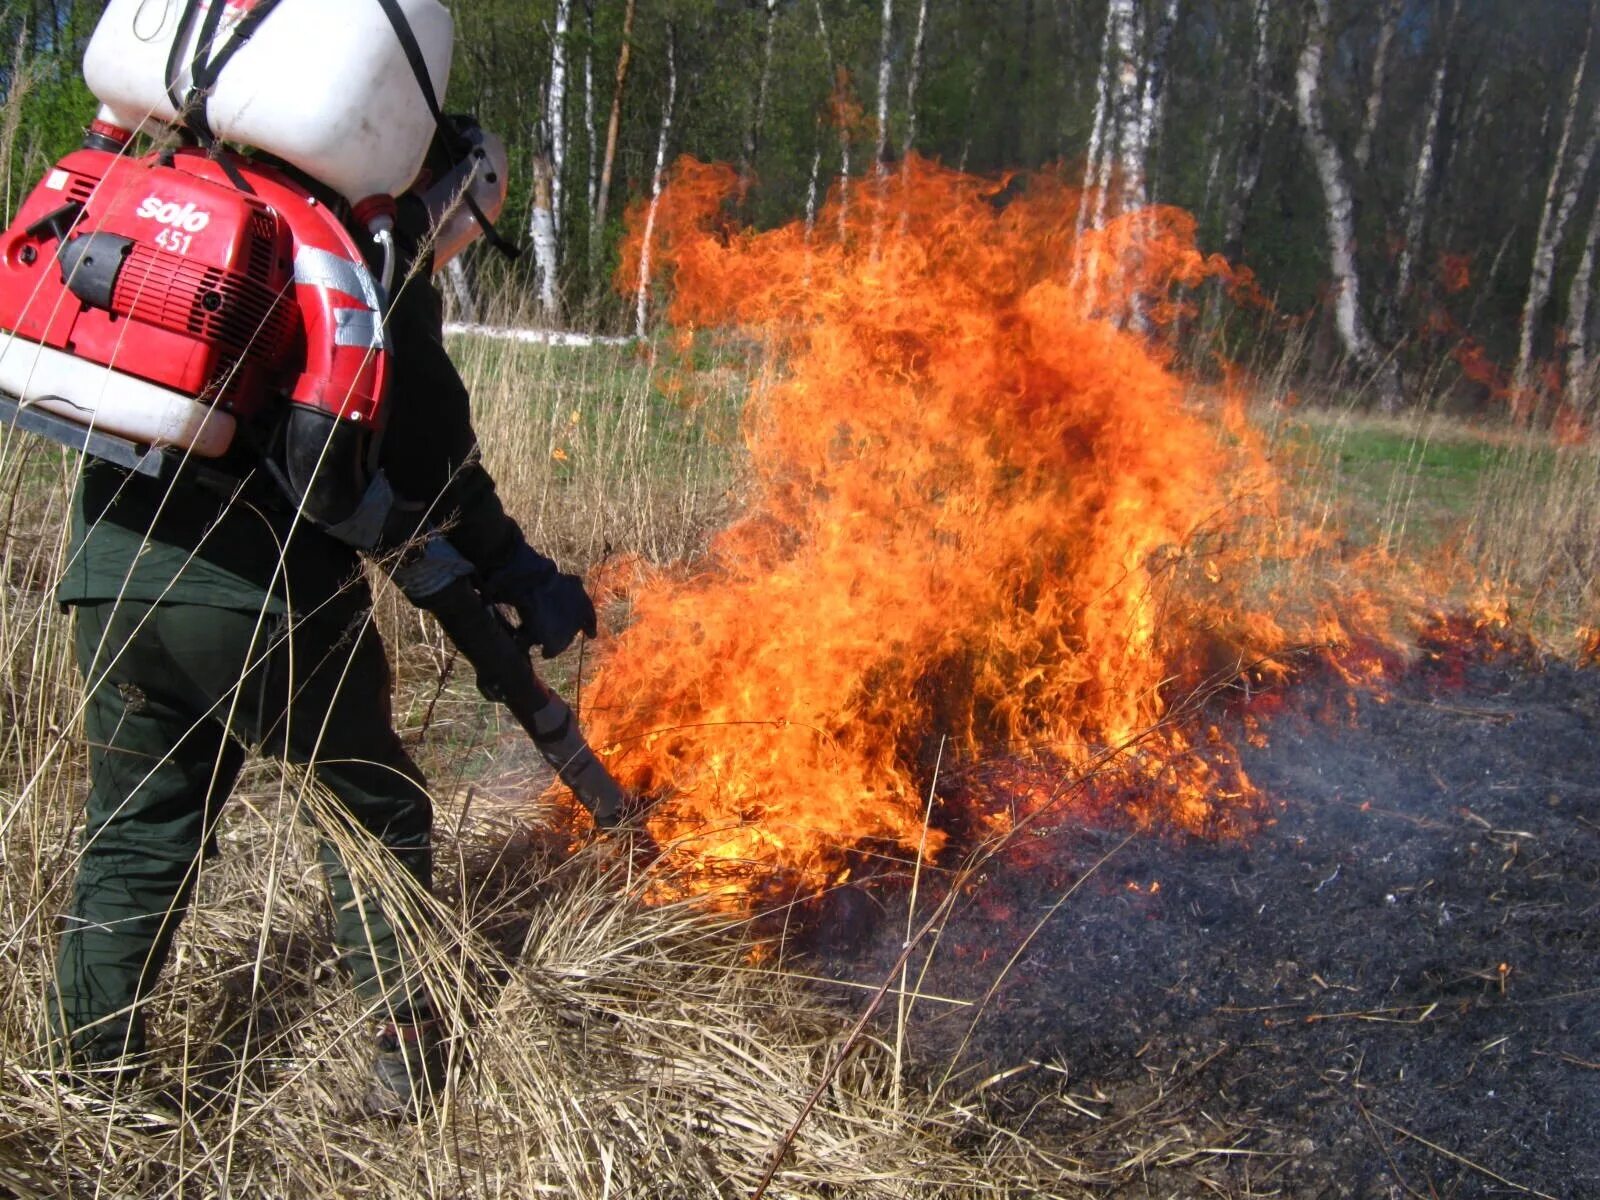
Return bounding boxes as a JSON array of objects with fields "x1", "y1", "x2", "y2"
[{"x1": 586, "y1": 158, "x2": 1369, "y2": 897}]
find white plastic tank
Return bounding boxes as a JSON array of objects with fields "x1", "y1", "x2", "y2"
[
  {"x1": 83, "y1": 0, "x2": 454, "y2": 205},
  {"x1": 0, "y1": 335, "x2": 238, "y2": 458}
]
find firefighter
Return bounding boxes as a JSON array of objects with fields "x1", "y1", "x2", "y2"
[{"x1": 47, "y1": 175, "x2": 590, "y2": 1117}]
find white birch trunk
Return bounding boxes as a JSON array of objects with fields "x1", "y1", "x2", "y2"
[
  {"x1": 1297, "y1": 0, "x2": 1399, "y2": 409},
  {"x1": 547, "y1": 0, "x2": 571, "y2": 242},
  {"x1": 1223, "y1": 0, "x2": 1272, "y2": 258},
  {"x1": 635, "y1": 26, "x2": 677, "y2": 339},
  {"x1": 743, "y1": 0, "x2": 781, "y2": 183},
  {"x1": 805, "y1": 143, "x2": 823, "y2": 236},
  {"x1": 1076, "y1": 1, "x2": 1116, "y2": 247},
  {"x1": 1110, "y1": 0, "x2": 1142, "y2": 213},
  {"x1": 901, "y1": 0, "x2": 930, "y2": 157},
  {"x1": 813, "y1": 0, "x2": 852, "y2": 235},
  {"x1": 1515, "y1": 34, "x2": 1594, "y2": 404},
  {"x1": 874, "y1": 0, "x2": 895, "y2": 174},
  {"x1": 584, "y1": 0, "x2": 597, "y2": 216},
  {"x1": 529, "y1": 152, "x2": 560, "y2": 318},
  {"x1": 1564, "y1": 187, "x2": 1600, "y2": 411},
  {"x1": 444, "y1": 256, "x2": 477, "y2": 323},
  {"x1": 1353, "y1": 0, "x2": 1402, "y2": 173},
  {"x1": 1073, "y1": 0, "x2": 1121, "y2": 304},
  {"x1": 1135, "y1": 0, "x2": 1181, "y2": 203},
  {"x1": 1394, "y1": 0, "x2": 1461, "y2": 312}
]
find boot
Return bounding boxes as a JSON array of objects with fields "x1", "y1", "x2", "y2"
[{"x1": 363, "y1": 1019, "x2": 447, "y2": 1118}]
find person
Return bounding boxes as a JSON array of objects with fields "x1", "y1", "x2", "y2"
[{"x1": 47, "y1": 160, "x2": 593, "y2": 1117}]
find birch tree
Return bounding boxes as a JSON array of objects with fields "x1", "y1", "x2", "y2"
[
  {"x1": 1110, "y1": 0, "x2": 1142, "y2": 213},
  {"x1": 741, "y1": 0, "x2": 781, "y2": 189},
  {"x1": 812, "y1": 0, "x2": 852, "y2": 233},
  {"x1": 526, "y1": 0, "x2": 572, "y2": 321},
  {"x1": 1394, "y1": 0, "x2": 1463, "y2": 320},
  {"x1": 1563, "y1": 187, "x2": 1600, "y2": 411},
  {"x1": 1353, "y1": 0, "x2": 1402, "y2": 172},
  {"x1": 583, "y1": 0, "x2": 598, "y2": 217},
  {"x1": 901, "y1": 0, "x2": 930, "y2": 157},
  {"x1": 1297, "y1": 0, "x2": 1400, "y2": 409},
  {"x1": 1514, "y1": 30, "x2": 1597, "y2": 407},
  {"x1": 445, "y1": 256, "x2": 477, "y2": 323},
  {"x1": 1076, "y1": 2, "x2": 1117, "y2": 248},
  {"x1": 547, "y1": 0, "x2": 571, "y2": 242},
  {"x1": 1135, "y1": 0, "x2": 1181, "y2": 203},
  {"x1": 529, "y1": 151, "x2": 560, "y2": 318},
  {"x1": 636, "y1": 24, "x2": 678, "y2": 338},
  {"x1": 874, "y1": 0, "x2": 895, "y2": 174}
]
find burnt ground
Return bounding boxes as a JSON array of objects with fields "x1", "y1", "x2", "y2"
[{"x1": 803, "y1": 633, "x2": 1600, "y2": 1199}]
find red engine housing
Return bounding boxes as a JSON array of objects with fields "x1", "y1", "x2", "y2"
[{"x1": 0, "y1": 145, "x2": 389, "y2": 448}]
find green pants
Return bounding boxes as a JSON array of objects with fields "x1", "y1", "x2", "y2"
[{"x1": 52, "y1": 593, "x2": 433, "y2": 1066}]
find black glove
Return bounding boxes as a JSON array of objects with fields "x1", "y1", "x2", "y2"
[{"x1": 482, "y1": 541, "x2": 597, "y2": 658}]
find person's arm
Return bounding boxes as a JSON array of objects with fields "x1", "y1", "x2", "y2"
[{"x1": 375, "y1": 200, "x2": 595, "y2": 657}]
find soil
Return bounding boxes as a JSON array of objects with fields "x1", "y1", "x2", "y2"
[{"x1": 806, "y1": 631, "x2": 1600, "y2": 1199}]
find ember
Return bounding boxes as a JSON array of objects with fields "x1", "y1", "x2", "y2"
[{"x1": 587, "y1": 159, "x2": 1405, "y2": 898}]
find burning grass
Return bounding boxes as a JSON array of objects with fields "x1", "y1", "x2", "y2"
[{"x1": 586, "y1": 159, "x2": 1444, "y2": 901}]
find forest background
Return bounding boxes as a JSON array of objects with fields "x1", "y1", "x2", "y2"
[{"x1": 4, "y1": 0, "x2": 1598, "y2": 419}]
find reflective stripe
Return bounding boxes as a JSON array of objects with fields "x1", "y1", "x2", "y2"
[
  {"x1": 294, "y1": 246, "x2": 388, "y2": 350},
  {"x1": 293, "y1": 246, "x2": 385, "y2": 308},
  {"x1": 334, "y1": 307, "x2": 385, "y2": 350}
]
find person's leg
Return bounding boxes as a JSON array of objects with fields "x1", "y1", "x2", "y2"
[
  {"x1": 255, "y1": 594, "x2": 434, "y2": 1022},
  {"x1": 52, "y1": 601, "x2": 248, "y2": 1071},
  {"x1": 254, "y1": 593, "x2": 442, "y2": 1114}
]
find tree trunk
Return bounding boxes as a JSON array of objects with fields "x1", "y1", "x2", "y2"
[
  {"x1": 805, "y1": 142, "x2": 823, "y2": 235},
  {"x1": 1394, "y1": 0, "x2": 1462, "y2": 323},
  {"x1": 590, "y1": 0, "x2": 637, "y2": 276},
  {"x1": 874, "y1": 0, "x2": 895, "y2": 174},
  {"x1": 1110, "y1": 0, "x2": 1142, "y2": 213},
  {"x1": 1297, "y1": 0, "x2": 1400, "y2": 409},
  {"x1": 444, "y1": 256, "x2": 478, "y2": 324},
  {"x1": 584, "y1": 0, "x2": 598, "y2": 216},
  {"x1": 1072, "y1": 0, "x2": 1123, "y2": 305},
  {"x1": 1515, "y1": 29, "x2": 1598, "y2": 406},
  {"x1": 1076, "y1": 0, "x2": 1117, "y2": 247},
  {"x1": 1563, "y1": 185, "x2": 1600, "y2": 412},
  {"x1": 547, "y1": 0, "x2": 572, "y2": 242},
  {"x1": 530, "y1": 151, "x2": 560, "y2": 319},
  {"x1": 1353, "y1": 0, "x2": 1402, "y2": 173},
  {"x1": 900, "y1": 0, "x2": 930, "y2": 157},
  {"x1": 1222, "y1": 0, "x2": 1271, "y2": 260},
  {"x1": 1136, "y1": 0, "x2": 1181, "y2": 203},
  {"x1": 635, "y1": 24, "x2": 678, "y2": 339},
  {"x1": 813, "y1": 0, "x2": 852, "y2": 234},
  {"x1": 741, "y1": 0, "x2": 781, "y2": 190}
]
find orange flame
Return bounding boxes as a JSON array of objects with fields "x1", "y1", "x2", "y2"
[{"x1": 593, "y1": 159, "x2": 1389, "y2": 898}]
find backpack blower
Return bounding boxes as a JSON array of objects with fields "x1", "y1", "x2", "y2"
[{"x1": 0, "y1": 0, "x2": 635, "y2": 835}]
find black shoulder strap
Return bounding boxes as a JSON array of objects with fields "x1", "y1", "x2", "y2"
[
  {"x1": 187, "y1": 0, "x2": 284, "y2": 140},
  {"x1": 372, "y1": 0, "x2": 522, "y2": 261},
  {"x1": 163, "y1": 0, "x2": 206, "y2": 115},
  {"x1": 164, "y1": 0, "x2": 285, "y2": 148}
]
